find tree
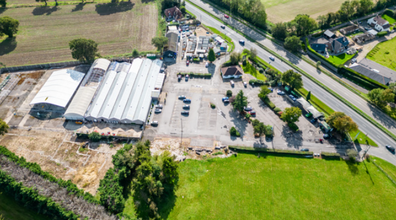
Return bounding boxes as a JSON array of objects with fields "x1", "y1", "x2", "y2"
[
  {"x1": 0, "y1": 119, "x2": 9, "y2": 136},
  {"x1": 69, "y1": 38, "x2": 99, "y2": 63},
  {"x1": 0, "y1": 16, "x2": 19, "y2": 38},
  {"x1": 272, "y1": 22, "x2": 288, "y2": 40},
  {"x1": 233, "y1": 90, "x2": 248, "y2": 112},
  {"x1": 250, "y1": 48, "x2": 257, "y2": 61},
  {"x1": 284, "y1": 36, "x2": 302, "y2": 53},
  {"x1": 258, "y1": 86, "x2": 271, "y2": 99},
  {"x1": 229, "y1": 51, "x2": 241, "y2": 65},
  {"x1": 226, "y1": 90, "x2": 232, "y2": 97},
  {"x1": 180, "y1": 6, "x2": 186, "y2": 15},
  {"x1": 306, "y1": 91, "x2": 311, "y2": 101},
  {"x1": 132, "y1": 49, "x2": 139, "y2": 57},
  {"x1": 208, "y1": 48, "x2": 216, "y2": 63},
  {"x1": 0, "y1": 0, "x2": 6, "y2": 7},
  {"x1": 368, "y1": 88, "x2": 395, "y2": 108},
  {"x1": 88, "y1": 131, "x2": 101, "y2": 142},
  {"x1": 151, "y1": 36, "x2": 168, "y2": 53},
  {"x1": 326, "y1": 111, "x2": 358, "y2": 134},
  {"x1": 162, "y1": 152, "x2": 178, "y2": 185},
  {"x1": 281, "y1": 107, "x2": 302, "y2": 123},
  {"x1": 357, "y1": 0, "x2": 374, "y2": 15},
  {"x1": 35, "y1": 0, "x2": 47, "y2": 6},
  {"x1": 293, "y1": 14, "x2": 317, "y2": 36},
  {"x1": 281, "y1": 69, "x2": 303, "y2": 90}
]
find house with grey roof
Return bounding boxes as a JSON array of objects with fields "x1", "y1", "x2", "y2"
[
  {"x1": 340, "y1": 25, "x2": 360, "y2": 35},
  {"x1": 368, "y1": 15, "x2": 390, "y2": 32},
  {"x1": 349, "y1": 63, "x2": 391, "y2": 85},
  {"x1": 352, "y1": 33, "x2": 376, "y2": 44}
]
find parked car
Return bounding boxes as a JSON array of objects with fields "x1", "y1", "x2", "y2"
[
  {"x1": 185, "y1": 75, "x2": 189, "y2": 81},
  {"x1": 386, "y1": 145, "x2": 395, "y2": 153},
  {"x1": 277, "y1": 90, "x2": 285, "y2": 95},
  {"x1": 205, "y1": 62, "x2": 208, "y2": 68},
  {"x1": 364, "y1": 27, "x2": 371, "y2": 31},
  {"x1": 186, "y1": 60, "x2": 189, "y2": 66},
  {"x1": 178, "y1": 95, "x2": 186, "y2": 99},
  {"x1": 269, "y1": 56, "x2": 275, "y2": 61},
  {"x1": 221, "y1": 25, "x2": 225, "y2": 29},
  {"x1": 239, "y1": 40, "x2": 245, "y2": 45},
  {"x1": 223, "y1": 99, "x2": 230, "y2": 103},
  {"x1": 243, "y1": 81, "x2": 247, "y2": 87},
  {"x1": 155, "y1": 109, "x2": 162, "y2": 113},
  {"x1": 156, "y1": 104, "x2": 163, "y2": 109},
  {"x1": 230, "y1": 80, "x2": 235, "y2": 87},
  {"x1": 269, "y1": 88, "x2": 273, "y2": 92},
  {"x1": 183, "y1": 99, "x2": 191, "y2": 103},
  {"x1": 300, "y1": 148, "x2": 309, "y2": 152},
  {"x1": 248, "y1": 111, "x2": 256, "y2": 116},
  {"x1": 323, "y1": 134, "x2": 330, "y2": 139},
  {"x1": 311, "y1": 118, "x2": 317, "y2": 123},
  {"x1": 151, "y1": 121, "x2": 158, "y2": 126},
  {"x1": 222, "y1": 97, "x2": 229, "y2": 102},
  {"x1": 183, "y1": 105, "x2": 190, "y2": 109},
  {"x1": 178, "y1": 75, "x2": 182, "y2": 81},
  {"x1": 181, "y1": 111, "x2": 189, "y2": 115},
  {"x1": 305, "y1": 112, "x2": 312, "y2": 118},
  {"x1": 224, "y1": 14, "x2": 229, "y2": 18},
  {"x1": 244, "y1": 106, "x2": 253, "y2": 111},
  {"x1": 289, "y1": 94, "x2": 297, "y2": 101}
]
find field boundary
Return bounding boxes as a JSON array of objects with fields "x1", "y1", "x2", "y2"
[
  {"x1": 186, "y1": 1, "x2": 396, "y2": 142},
  {"x1": 372, "y1": 160, "x2": 396, "y2": 186}
]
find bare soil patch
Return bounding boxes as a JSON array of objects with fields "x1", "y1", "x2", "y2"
[{"x1": 0, "y1": 1, "x2": 157, "y2": 66}]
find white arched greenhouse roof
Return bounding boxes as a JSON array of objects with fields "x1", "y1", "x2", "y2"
[
  {"x1": 64, "y1": 86, "x2": 97, "y2": 120},
  {"x1": 30, "y1": 69, "x2": 85, "y2": 108}
]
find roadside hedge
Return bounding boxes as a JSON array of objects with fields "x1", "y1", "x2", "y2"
[
  {"x1": 0, "y1": 146, "x2": 98, "y2": 204},
  {"x1": 178, "y1": 72, "x2": 212, "y2": 78},
  {"x1": 0, "y1": 170, "x2": 79, "y2": 220},
  {"x1": 228, "y1": 146, "x2": 312, "y2": 155},
  {"x1": 377, "y1": 31, "x2": 388, "y2": 37},
  {"x1": 249, "y1": 79, "x2": 267, "y2": 85},
  {"x1": 262, "y1": 97, "x2": 275, "y2": 109}
]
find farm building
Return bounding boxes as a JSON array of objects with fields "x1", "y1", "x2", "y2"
[
  {"x1": 81, "y1": 58, "x2": 162, "y2": 124},
  {"x1": 349, "y1": 63, "x2": 391, "y2": 85},
  {"x1": 64, "y1": 58, "x2": 111, "y2": 121},
  {"x1": 30, "y1": 69, "x2": 85, "y2": 111}
]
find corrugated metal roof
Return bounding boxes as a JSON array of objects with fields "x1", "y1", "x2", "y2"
[
  {"x1": 30, "y1": 69, "x2": 85, "y2": 108},
  {"x1": 99, "y1": 70, "x2": 128, "y2": 119},
  {"x1": 110, "y1": 59, "x2": 142, "y2": 121},
  {"x1": 154, "y1": 73, "x2": 166, "y2": 90},
  {"x1": 64, "y1": 86, "x2": 97, "y2": 120},
  {"x1": 122, "y1": 59, "x2": 152, "y2": 121}
]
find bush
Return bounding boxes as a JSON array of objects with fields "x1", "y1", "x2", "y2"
[
  {"x1": 377, "y1": 31, "x2": 388, "y2": 37},
  {"x1": 263, "y1": 97, "x2": 275, "y2": 109},
  {"x1": 210, "y1": 103, "x2": 216, "y2": 108},
  {"x1": 249, "y1": 79, "x2": 266, "y2": 86},
  {"x1": 212, "y1": 152, "x2": 223, "y2": 156},
  {"x1": 226, "y1": 90, "x2": 232, "y2": 97},
  {"x1": 88, "y1": 131, "x2": 101, "y2": 142},
  {"x1": 230, "y1": 127, "x2": 240, "y2": 137},
  {"x1": 274, "y1": 107, "x2": 281, "y2": 113},
  {"x1": 288, "y1": 122, "x2": 299, "y2": 132}
]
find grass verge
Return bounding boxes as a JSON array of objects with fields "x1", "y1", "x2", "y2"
[{"x1": 167, "y1": 154, "x2": 396, "y2": 219}]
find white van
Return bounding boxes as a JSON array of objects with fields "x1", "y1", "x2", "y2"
[{"x1": 230, "y1": 80, "x2": 234, "y2": 87}]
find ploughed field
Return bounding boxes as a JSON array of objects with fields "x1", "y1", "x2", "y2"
[
  {"x1": 165, "y1": 153, "x2": 396, "y2": 219},
  {"x1": 0, "y1": 1, "x2": 157, "y2": 66}
]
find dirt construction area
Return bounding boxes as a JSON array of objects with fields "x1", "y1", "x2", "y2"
[{"x1": 0, "y1": 1, "x2": 157, "y2": 66}]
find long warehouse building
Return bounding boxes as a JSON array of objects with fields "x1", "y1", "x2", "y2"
[{"x1": 82, "y1": 58, "x2": 162, "y2": 124}]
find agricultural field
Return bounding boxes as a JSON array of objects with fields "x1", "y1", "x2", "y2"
[
  {"x1": 262, "y1": 0, "x2": 345, "y2": 23},
  {"x1": 0, "y1": 0, "x2": 157, "y2": 66},
  {"x1": 368, "y1": 38, "x2": 396, "y2": 71},
  {"x1": 164, "y1": 153, "x2": 396, "y2": 219}
]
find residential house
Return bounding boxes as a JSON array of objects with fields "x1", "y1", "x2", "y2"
[
  {"x1": 164, "y1": 6, "x2": 183, "y2": 21},
  {"x1": 310, "y1": 36, "x2": 349, "y2": 54},
  {"x1": 221, "y1": 66, "x2": 243, "y2": 79},
  {"x1": 164, "y1": 30, "x2": 178, "y2": 58},
  {"x1": 311, "y1": 43, "x2": 327, "y2": 54},
  {"x1": 324, "y1": 30, "x2": 336, "y2": 39},
  {"x1": 340, "y1": 25, "x2": 359, "y2": 35},
  {"x1": 349, "y1": 63, "x2": 391, "y2": 85},
  {"x1": 352, "y1": 33, "x2": 376, "y2": 44},
  {"x1": 368, "y1": 15, "x2": 391, "y2": 32}
]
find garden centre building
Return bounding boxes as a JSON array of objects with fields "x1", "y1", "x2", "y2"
[{"x1": 64, "y1": 58, "x2": 162, "y2": 124}]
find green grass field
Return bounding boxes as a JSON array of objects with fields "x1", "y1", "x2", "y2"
[
  {"x1": 373, "y1": 156, "x2": 396, "y2": 181},
  {"x1": 382, "y1": 14, "x2": 396, "y2": 24},
  {"x1": 0, "y1": 0, "x2": 157, "y2": 66},
  {"x1": 368, "y1": 38, "x2": 396, "y2": 71},
  {"x1": 262, "y1": 0, "x2": 345, "y2": 22},
  {"x1": 327, "y1": 53, "x2": 355, "y2": 66},
  {"x1": 0, "y1": 191, "x2": 51, "y2": 220},
  {"x1": 166, "y1": 154, "x2": 396, "y2": 219}
]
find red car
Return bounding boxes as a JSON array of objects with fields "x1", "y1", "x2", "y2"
[
  {"x1": 186, "y1": 60, "x2": 189, "y2": 66},
  {"x1": 224, "y1": 14, "x2": 229, "y2": 18}
]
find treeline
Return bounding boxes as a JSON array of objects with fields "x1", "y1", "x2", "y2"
[
  {"x1": 272, "y1": 0, "x2": 395, "y2": 40},
  {"x1": 207, "y1": 0, "x2": 267, "y2": 29},
  {"x1": 99, "y1": 141, "x2": 179, "y2": 219},
  {"x1": 0, "y1": 148, "x2": 117, "y2": 220}
]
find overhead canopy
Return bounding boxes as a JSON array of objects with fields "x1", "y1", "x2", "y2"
[
  {"x1": 30, "y1": 69, "x2": 85, "y2": 108},
  {"x1": 307, "y1": 106, "x2": 324, "y2": 119},
  {"x1": 296, "y1": 98, "x2": 311, "y2": 109}
]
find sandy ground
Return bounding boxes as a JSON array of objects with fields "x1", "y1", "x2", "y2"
[{"x1": 0, "y1": 129, "x2": 123, "y2": 195}]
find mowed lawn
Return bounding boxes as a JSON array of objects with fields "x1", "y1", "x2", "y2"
[
  {"x1": 0, "y1": 191, "x2": 51, "y2": 220},
  {"x1": 167, "y1": 154, "x2": 396, "y2": 219},
  {"x1": 368, "y1": 38, "x2": 396, "y2": 71},
  {"x1": 327, "y1": 53, "x2": 355, "y2": 66},
  {"x1": 0, "y1": 1, "x2": 157, "y2": 66},
  {"x1": 262, "y1": 0, "x2": 345, "y2": 22}
]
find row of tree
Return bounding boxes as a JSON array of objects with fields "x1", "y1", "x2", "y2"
[
  {"x1": 98, "y1": 141, "x2": 179, "y2": 219},
  {"x1": 272, "y1": 0, "x2": 392, "y2": 40},
  {"x1": 207, "y1": 0, "x2": 267, "y2": 29}
]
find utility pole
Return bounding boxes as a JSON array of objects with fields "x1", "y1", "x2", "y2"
[
  {"x1": 180, "y1": 118, "x2": 183, "y2": 148},
  {"x1": 362, "y1": 134, "x2": 371, "y2": 159}
]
